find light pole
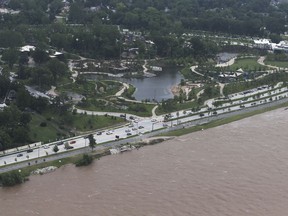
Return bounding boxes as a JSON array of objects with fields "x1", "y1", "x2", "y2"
[{"x1": 84, "y1": 136, "x2": 89, "y2": 152}]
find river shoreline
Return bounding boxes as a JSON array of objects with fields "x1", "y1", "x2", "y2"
[{"x1": 1, "y1": 98, "x2": 288, "y2": 182}]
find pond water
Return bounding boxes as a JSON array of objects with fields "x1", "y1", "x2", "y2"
[
  {"x1": 216, "y1": 52, "x2": 238, "y2": 63},
  {"x1": 87, "y1": 67, "x2": 183, "y2": 102}
]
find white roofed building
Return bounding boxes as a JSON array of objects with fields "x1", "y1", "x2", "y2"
[{"x1": 253, "y1": 39, "x2": 272, "y2": 49}]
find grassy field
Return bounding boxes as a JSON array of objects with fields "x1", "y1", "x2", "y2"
[
  {"x1": 122, "y1": 84, "x2": 136, "y2": 100},
  {"x1": 29, "y1": 113, "x2": 65, "y2": 143},
  {"x1": 77, "y1": 100, "x2": 155, "y2": 117},
  {"x1": 29, "y1": 112, "x2": 126, "y2": 143},
  {"x1": 229, "y1": 57, "x2": 267, "y2": 71},
  {"x1": 264, "y1": 60, "x2": 288, "y2": 68},
  {"x1": 58, "y1": 80, "x2": 122, "y2": 98},
  {"x1": 156, "y1": 100, "x2": 199, "y2": 115},
  {"x1": 71, "y1": 113, "x2": 125, "y2": 131}
]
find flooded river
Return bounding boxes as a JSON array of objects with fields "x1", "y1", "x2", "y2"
[{"x1": 1, "y1": 108, "x2": 288, "y2": 216}]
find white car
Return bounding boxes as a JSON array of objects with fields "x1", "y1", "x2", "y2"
[
  {"x1": 106, "y1": 131, "x2": 113, "y2": 135},
  {"x1": 151, "y1": 119, "x2": 157, "y2": 122},
  {"x1": 43, "y1": 145, "x2": 50, "y2": 149}
]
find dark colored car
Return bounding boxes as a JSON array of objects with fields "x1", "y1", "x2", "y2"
[
  {"x1": 96, "y1": 131, "x2": 102, "y2": 135},
  {"x1": 57, "y1": 141, "x2": 64, "y2": 146},
  {"x1": 26, "y1": 149, "x2": 33, "y2": 153},
  {"x1": 126, "y1": 132, "x2": 132, "y2": 136},
  {"x1": 65, "y1": 146, "x2": 74, "y2": 150},
  {"x1": 17, "y1": 153, "x2": 23, "y2": 157}
]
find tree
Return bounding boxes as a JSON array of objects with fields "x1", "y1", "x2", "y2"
[
  {"x1": 53, "y1": 145, "x2": 59, "y2": 153},
  {"x1": 0, "y1": 171, "x2": 26, "y2": 186},
  {"x1": 2, "y1": 48, "x2": 19, "y2": 69},
  {"x1": 88, "y1": 134, "x2": 96, "y2": 151},
  {"x1": 46, "y1": 58, "x2": 67, "y2": 82},
  {"x1": 32, "y1": 48, "x2": 49, "y2": 64}
]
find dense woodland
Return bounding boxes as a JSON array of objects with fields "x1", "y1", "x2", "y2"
[{"x1": 0, "y1": 0, "x2": 287, "y2": 59}]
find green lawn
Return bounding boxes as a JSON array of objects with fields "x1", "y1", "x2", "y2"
[
  {"x1": 71, "y1": 113, "x2": 125, "y2": 131},
  {"x1": 122, "y1": 84, "x2": 136, "y2": 100},
  {"x1": 229, "y1": 57, "x2": 267, "y2": 71},
  {"x1": 58, "y1": 81, "x2": 95, "y2": 95},
  {"x1": 29, "y1": 112, "x2": 126, "y2": 143},
  {"x1": 58, "y1": 80, "x2": 122, "y2": 98},
  {"x1": 29, "y1": 113, "x2": 65, "y2": 143},
  {"x1": 77, "y1": 99, "x2": 155, "y2": 117},
  {"x1": 156, "y1": 100, "x2": 199, "y2": 115},
  {"x1": 264, "y1": 60, "x2": 288, "y2": 68}
]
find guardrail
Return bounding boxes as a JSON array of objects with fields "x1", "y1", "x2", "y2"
[{"x1": 0, "y1": 142, "x2": 42, "y2": 157}]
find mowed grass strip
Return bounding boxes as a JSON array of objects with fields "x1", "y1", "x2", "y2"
[
  {"x1": 264, "y1": 60, "x2": 288, "y2": 68},
  {"x1": 229, "y1": 57, "x2": 267, "y2": 71}
]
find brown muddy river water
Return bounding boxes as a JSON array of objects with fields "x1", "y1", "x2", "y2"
[{"x1": 1, "y1": 108, "x2": 288, "y2": 216}]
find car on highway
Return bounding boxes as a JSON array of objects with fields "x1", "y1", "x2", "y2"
[
  {"x1": 57, "y1": 141, "x2": 64, "y2": 146},
  {"x1": 43, "y1": 145, "x2": 50, "y2": 149},
  {"x1": 106, "y1": 131, "x2": 113, "y2": 135},
  {"x1": 96, "y1": 131, "x2": 102, "y2": 135},
  {"x1": 27, "y1": 149, "x2": 33, "y2": 153},
  {"x1": 138, "y1": 126, "x2": 144, "y2": 129},
  {"x1": 151, "y1": 119, "x2": 157, "y2": 122},
  {"x1": 17, "y1": 153, "x2": 23, "y2": 157},
  {"x1": 70, "y1": 140, "x2": 76, "y2": 144},
  {"x1": 125, "y1": 129, "x2": 131, "y2": 133},
  {"x1": 132, "y1": 127, "x2": 137, "y2": 131},
  {"x1": 65, "y1": 146, "x2": 74, "y2": 150},
  {"x1": 126, "y1": 132, "x2": 132, "y2": 136}
]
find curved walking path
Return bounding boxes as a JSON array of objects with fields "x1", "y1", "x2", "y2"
[
  {"x1": 151, "y1": 105, "x2": 158, "y2": 118},
  {"x1": 117, "y1": 96, "x2": 157, "y2": 105},
  {"x1": 190, "y1": 65, "x2": 225, "y2": 99},
  {"x1": 219, "y1": 83, "x2": 225, "y2": 97},
  {"x1": 115, "y1": 82, "x2": 129, "y2": 96},
  {"x1": 46, "y1": 86, "x2": 58, "y2": 97},
  {"x1": 143, "y1": 60, "x2": 156, "y2": 77},
  {"x1": 68, "y1": 60, "x2": 78, "y2": 83},
  {"x1": 190, "y1": 66, "x2": 204, "y2": 77},
  {"x1": 257, "y1": 56, "x2": 286, "y2": 71}
]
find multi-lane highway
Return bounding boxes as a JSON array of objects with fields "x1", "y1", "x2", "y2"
[{"x1": 1, "y1": 83, "x2": 288, "y2": 170}]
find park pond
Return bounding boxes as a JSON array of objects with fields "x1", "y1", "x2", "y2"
[{"x1": 86, "y1": 67, "x2": 184, "y2": 102}]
